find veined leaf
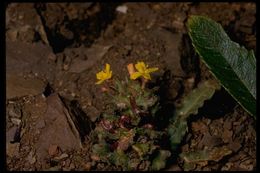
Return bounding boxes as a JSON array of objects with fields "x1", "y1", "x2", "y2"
[
  {"x1": 168, "y1": 80, "x2": 220, "y2": 150},
  {"x1": 180, "y1": 146, "x2": 232, "y2": 171},
  {"x1": 176, "y1": 80, "x2": 220, "y2": 120},
  {"x1": 151, "y1": 150, "x2": 171, "y2": 171},
  {"x1": 187, "y1": 15, "x2": 256, "y2": 117}
]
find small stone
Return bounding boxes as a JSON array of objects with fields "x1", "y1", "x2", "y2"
[
  {"x1": 65, "y1": 158, "x2": 71, "y2": 167},
  {"x1": 221, "y1": 162, "x2": 233, "y2": 171},
  {"x1": 6, "y1": 30, "x2": 18, "y2": 41},
  {"x1": 48, "y1": 53, "x2": 57, "y2": 61},
  {"x1": 90, "y1": 155, "x2": 100, "y2": 161},
  {"x1": 48, "y1": 144, "x2": 59, "y2": 156},
  {"x1": 54, "y1": 153, "x2": 69, "y2": 161},
  {"x1": 35, "y1": 119, "x2": 45, "y2": 129},
  {"x1": 69, "y1": 162, "x2": 75, "y2": 170},
  {"x1": 6, "y1": 126, "x2": 17, "y2": 143},
  {"x1": 227, "y1": 141, "x2": 241, "y2": 153},
  {"x1": 223, "y1": 120, "x2": 232, "y2": 130},
  {"x1": 6, "y1": 143, "x2": 20, "y2": 157},
  {"x1": 27, "y1": 151, "x2": 36, "y2": 164},
  {"x1": 124, "y1": 45, "x2": 132, "y2": 50},
  {"x1": 8, "y1": 105, "x2": 21, "y2": 118},
  {"x1": 61, "y1": 160, "x2": 66, "y2": 166},
  {"x1": 63, "y1": 64, "x2": 70, "y2": 71},
  {"x1": 71, "y1": 92, "x2": 76, "y2": 97},
  {"x1": 83, "y1": 162, "x2": 91, "y2": 171},
  {"x1": 239, "y1": 158, "x2": 254, "y2": 170},
  {"x1": 11, "y1": 118, "x2": 21, "y2": 125},
  {"x1": 45, "y1": 166, "x2": 61, "y2": 171},
  {"x1": 222, "y1": 129, "x2": 233, "y2": 143},
  {"x1": 116, "y1": 5, "x2": 128, "y2": 14}
]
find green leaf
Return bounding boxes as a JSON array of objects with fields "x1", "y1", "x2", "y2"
[
  {"x1": 132, "y1": 143, "x2": 150, "y2": 157},
  {"x1": 180, "y1": 146, "x2": 232, "y2": 162},
  {"x1": 151, "y1": 150, "x2": 171, "y2": 171},
  {"x1": 180, "y1": 146, "x2": 232, "y2": 170},
  {"x1": 109, "y1": 150, "x2": 129, "y2": 170},
  {"x1": 176, "y1": 80, "x2": 220, "y2": 120},
  {"x1": 168, "y1": 80, "x2": 220, "y2": 150},
  {"x1": 187, "y1": 15, "x2": 256, "y2": 117}
]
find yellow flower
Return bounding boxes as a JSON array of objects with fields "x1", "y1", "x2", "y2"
[
  {"x1": 96, "y1": 63, "x2": 112, "y2": 84},
  {"x1": 130, "y1": 61, "x2": 158, "y2": 80}
]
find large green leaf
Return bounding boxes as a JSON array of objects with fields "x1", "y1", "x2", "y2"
[
  {"x1": 187, "y1": 15, "x2": 256, "y2": 117},
  {"x1": 168, "y1": 80, "x2": 220, "y2": 151}
]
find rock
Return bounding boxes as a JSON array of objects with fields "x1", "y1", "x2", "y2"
[
  {"x1": 27, "y1": 150, "x2": 36, "y2": 164},
  {"x1": 6, "y1": 126, "x2": 17, "y2": 143},
  {"x1": 166, "y1": 164, "x2": 182, "y2": 171},
  {"x1": 10, "y1": 118, "x2": 21, "y2": 126},
  {"x1": 35, "y1": 94, "x2": 82, "y2": 162},
  {"x1": 198, "y1": 132, "x2": 223, "y2": 149},
  {"x1": 151, "y1": 27, "x2": 185, "y2": 77},
  {"x1": 6, "y1": 39, "x2": 56, "y2": 83},
  {"x1": 82, "y1": 106, "x2": 100, "y2": 122},
  {"x1": 48, "y1": 144, "x2": 59, "y2": 156},
  {"x1": 223, "y1": 129, "x2": 233, "y2": 143},
  {"x1": 7, "y1": 104, "x2": 22, "y2": 118},
  {"x1": 6, "y1": 3, "x2": 49, "y2": 44},
  {"x1": 116, "y1": 5, "x2": 128, "y2": 14},
  {"x1": 35, "y1": 119, "x2": 46, "y2": 129},
  {"x1": 69, "y1": 44, "x2": 112, "y2": 73},
  {"x1": 6, "y1": 74, "x2": 46, "y2": 99},
  {"x1": 6, "y1": 143, "x2": 20, "y2": 157},
  {"x1": 227, "y1": 141, "x2": 242, "y2": 153},
  {"x1": 83, "y1": 162, "x2": 91, "y2": 171},
  {"x1": 54, "y1": 153, "x2": 69, "y2": 161},
  {"x1": 44, "y1": 166, "x2": 61, "y2": 171}
]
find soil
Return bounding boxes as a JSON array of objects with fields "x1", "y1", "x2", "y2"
[{"x1": 5, "y1": 2, "x2": 256, "y2": 171}]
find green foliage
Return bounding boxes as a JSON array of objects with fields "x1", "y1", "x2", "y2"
[
  {"x1": 91, "y1": 79, "x2": 170, "y2": 171},
  {"x1": 151, "y1": 150, "x2": 171, "y2": 171},
  {"x1": 180, "y1": 146, "x2": 232, "y2": 171},
  {"x1": 168, "y1": 80, "x2": 220, "y2": 151},
  {"x1": 187, "y1": 15, "x2": 256, "y2": 117}
]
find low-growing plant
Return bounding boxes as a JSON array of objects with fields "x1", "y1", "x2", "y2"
[
  {"x1": 90, "y1": 62, "x2": 170, "y2": 171},
  {"x1": 89, "y1": 15, "x2": 255, "y2": 171},
  {"x1": 90, "y1": 60, "x2": 221, "y2": 171}
]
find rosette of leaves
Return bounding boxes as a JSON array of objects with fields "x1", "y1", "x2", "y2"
[{"x1": 91, "y1": 79, "x2": 171, "y2": 171}]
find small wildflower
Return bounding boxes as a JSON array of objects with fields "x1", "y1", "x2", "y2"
[
  {"x1": 96, "y1": 63, "x2": 112, "y2": 84},
  {"x1": 130, "y1": 61, "x2": 158, "y2": 80}
]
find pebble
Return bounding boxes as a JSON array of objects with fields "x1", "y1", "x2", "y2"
[
  {"x1": 116, "y1": 5, "x2": 128, "y2": 14},
  {"x1": 83, "y1": 162, "x2": 91, "y2": 171},
  {"x1": 54, "y1": 153, "x2": 69, "y2": 161},
  {"x1": 6, "y1": 143, "x2": 20, "y2": 157},
  {"x1": 6, "y1": 126, "x2": 17, "y2": 143},
  {"x1": 27, "y1": 150, "x2": 36, "y2": 164},
  {"x1": 35, "y1": 119, "x2": 45, "y2": 129},
  {"x1": 8, "y1": 105, "x2": 21, "y2": 118},
  {"x1": 63, "y1": 64, "x2": 70, "y2": 71},
  {"x1": 11, "y1": 118, "x2": 21, "y2": 125},
  {"x1": 48, "y1": 144, "x2": 59, "y2": 156},
  {"x1": 69, "y1": 162, "x2": 75, "y2": 170},
  {"x1": 45, "y1": 166, "x2": 61, "y2": 171}
]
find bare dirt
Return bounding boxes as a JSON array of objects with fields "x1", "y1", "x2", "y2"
[{"x1": 6, "y1": 2, "x2": 256, "y2": 171}]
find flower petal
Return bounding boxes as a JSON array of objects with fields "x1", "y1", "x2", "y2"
[
  {"x1": 146, "y1": 67, "x2": 158, "y2": 73},
  {"x1": 96, "y1": 79, "x2": 104, "y2": 85},
  {"x1": 105, "y1": 63, "x2": 110, "y2": 73},
  {"x1": 107, "y1": 71, "x2": 112, "y2": 79},
  {"x1": 135, "y1": 62, "x2": 146, "y2": 73},
  {"x1": 96, "y1": 72, "x2": 104, "y2": 80},
  {"x1": 130, "y1": 72, "x2": 142, "y2": 80},
  {"x1": 143, "y1": 73, "x2": 151, "y2": 80}
]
